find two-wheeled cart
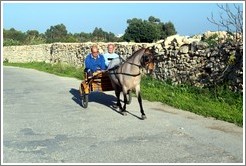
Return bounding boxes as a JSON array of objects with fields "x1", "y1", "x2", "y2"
[{"x1": 79, "y1": 71, "x2": 131, "y2": 108}]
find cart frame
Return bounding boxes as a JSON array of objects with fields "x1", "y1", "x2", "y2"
[{"x1": 79, "y1": 71, "x2": 131, "y2": 108}]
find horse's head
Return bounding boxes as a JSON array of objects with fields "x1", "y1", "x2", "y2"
[{"x1": 140, "y1": 47, "x2": 156, "y2": 74}]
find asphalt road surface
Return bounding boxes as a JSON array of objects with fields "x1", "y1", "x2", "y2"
[{"x1": 2, "y1": 66, "x2": 244, "y2": 164}]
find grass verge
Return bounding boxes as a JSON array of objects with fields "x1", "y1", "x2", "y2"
[
  {"x1": 141, "y1": 76, "x2": 243, "y2": 126},
  {"x1": 3, "y1": 62, "x2": 243, "y2": 126},
  {"x1": 3, "y1": 61, "x2": 84, "y2": 80}
]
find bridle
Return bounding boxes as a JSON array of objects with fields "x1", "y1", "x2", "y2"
[{"x1": 107, "y1": 49, "x2": 156, "y2": 77}]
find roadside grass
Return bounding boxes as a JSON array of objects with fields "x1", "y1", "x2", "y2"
[
  {"x1": 3, "y1": 62, "x2": 243, "y2": 126},
  {"x1": 141, "y1": 76, "x2": 243, "y2": 126},
  {"x1": 3, "y1": 61, "x2": 84, "y2": 80}
]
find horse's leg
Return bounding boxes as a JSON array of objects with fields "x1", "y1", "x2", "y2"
[
  {"x1": 115, "y1": 89, "x2": 122, "y2": 110},
  {"x1": 136, "y1": 85, "x2": 146, "y2": 120},
  {"x1": 119, "y1": 87, "x2": 128, "y2": 116}
]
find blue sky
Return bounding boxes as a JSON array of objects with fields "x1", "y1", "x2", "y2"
[{"x1": 2, "y1": 1, "x2": 244, "y2": 36}]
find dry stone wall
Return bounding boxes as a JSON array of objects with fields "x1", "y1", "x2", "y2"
[
  {"x1": 3, "y1": 44, "x2": 51, "y2": 63},
  {"x1": 153, "y1": 40, "x2": 243, "y2": 93},
  {"x1": 3, "y1": 34, "x2": 243, "y2": 93}
]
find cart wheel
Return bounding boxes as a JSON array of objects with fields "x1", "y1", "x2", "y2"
[
  {"x1": 79, "y1": 84, "x2": 89, "y2": 108},
  {"x1": 81, "y1": 94, "x2": 88, "y2": 108},
  {"x1": 126, "y1": 91, "x2": 132, "y2": 104}
]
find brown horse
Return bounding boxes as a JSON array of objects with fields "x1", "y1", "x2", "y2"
[{"x1": 108, "y1": 47, "x2": 155, "y2": 120}]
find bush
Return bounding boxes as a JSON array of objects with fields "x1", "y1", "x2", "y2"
[
  {"x1": 3, "y1": 39, "x2": 21, "y2": 46},
  {"x1": 202, "y1": 34, "x2": 219, "y2": 47}
]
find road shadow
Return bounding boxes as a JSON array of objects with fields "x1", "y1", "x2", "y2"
[
  {"x1": 109, "y1": 106, "x2": 143, "y2": 120},
  {"x1": 69, "y1": 88, "x2": 142, "y2": 119},
  {"x1": 69, "y1": 88, "x2": 82, "y2": 107},
  {"x1": 69, "y1": 88, "x2": 117, "y2": 108},
  {"x1": 88, "y1": 91, "x2": 117, "y2": 107}
]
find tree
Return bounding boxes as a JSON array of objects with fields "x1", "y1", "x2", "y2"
[
  {"x1": 140, "y1": 20, "x2": 161, "y2": 42},
  {"x1": 207, "y1": 4, "x2": 243, "y2": 41},
  {"x1": 105, "y1": 32, "x2": 118, "y2": 42},
  {"x1": 45, "y1": 24, "x2": 68, "y2": 43},
  {"x1": 74, "y1": 32, "x2": 93, "y2": 42},
  {"x1": 92, "y1": 27, "x2": 108, "y2": 41},
  {"x1": 3, "y1": 28, "x2": 26, "y2": 46},
  {"x1": 148, "y1": 16, "x2": 160, "y2": 23},
  {"x1": 162, "y1": 21, "x2": 177, "y2": 38},
  {"x1": 65, "y1": 33, "x2": 79, "y2": 43},
  {"x1": 3, "y1": 25, "x2": 121, "y2": 45},
  {"x1": 123, "y1": 16, "x2": 176, "y2": 43},
  {"x1": 91, "y1": 27, "x2": 119, "y2": 42},
  {"x1": 25, "y1": 30, "x2": 45, "y2": 45},
  {"x1": 123, "y1": 18, "x2": 143, "y2": 42}
]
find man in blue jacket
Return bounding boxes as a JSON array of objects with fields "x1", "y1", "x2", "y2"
[{"x1": 84, "y1": 45, "x2": 106, "y2": 78}]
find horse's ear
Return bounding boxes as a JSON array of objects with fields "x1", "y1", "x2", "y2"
[
  {"x1": 144, "y1": 47, "x2": 150, "y2": 54},
  {"x1": 144, "y1": 47, "x2": 155, "y2": 55}
]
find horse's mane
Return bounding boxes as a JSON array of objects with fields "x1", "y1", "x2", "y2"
[{"x1": 126, "y1": 48, "x2": 146, "y2": 60}]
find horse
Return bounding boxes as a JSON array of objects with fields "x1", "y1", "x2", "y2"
[{"x1": 107, "y1": 47, "x2": 155, "y2": 120}]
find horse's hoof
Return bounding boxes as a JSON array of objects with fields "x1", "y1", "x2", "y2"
[
  {"x1": 112, "y1": 104, "x2": 119, "y2": 109},
  {"x1": 141, "y1": 115, "x2": 147, "y2": 120},
  {"x1": 122, "y1": 111, "x2": 127, "y2": 116}
]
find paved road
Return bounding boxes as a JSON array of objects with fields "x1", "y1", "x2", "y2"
[{"x1": 2, "y1": 66, "x2": 244, "y2": 164}]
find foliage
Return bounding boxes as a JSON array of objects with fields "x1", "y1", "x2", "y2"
[
  {"x1": 202, "y1": 33, "x2": 219, "y2": 47},
  {"x1": 3, "y1": 38, "x2": 21, "y2": 46},
  {"x1": 45, "y1": 24, "x2": 68, "y2": 43},
  {"x1": 3, "y1": 28, "x2": 47, "y2": 46},
  {"x1": 92, "y1": 27, "x2": 120, "y2": 42},
  {"x1": 124, "y1": 18, "x2": 161, "y2": 42},
  {"x1": 25, "y1": 30, "x2": 46, "y2": 45},
  {"x1": 162, "y1": 21, "x2": 177, "y2": 39},
  {"x1": 123, "y1": 16, "x2": 177, "y2": 42},
  {"x1": 92, "y1": 27, "x2": 107, "y2": 41},
  {"x1": 3, "y1": 15, "x2": 177, "y2": 45},
  {"x1": 3, "y1": 24, "x2": 122, "y2": 46},
  {"x1": 228, "y1": 52, "x2": 236, "y2": 65},
  {"x1": 74, "y1": 32, "x2": 93, "y2": 42},
  {"x1": 3, "y1": 28, "x2": 26, "y2": 46}
]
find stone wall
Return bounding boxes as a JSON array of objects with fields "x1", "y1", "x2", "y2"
[
  {"x1": 3, "y1": 44, "x2": 51, "y2": 63},
  {"x1": 153, "y1": 40, "x2": 243, "y2": 93},
  {"x1": 3, "y1": 34, "x2": 243, "y2": 93},
  {"x1": 48, "y1": 42, "x2": 155, "y2": 67}
]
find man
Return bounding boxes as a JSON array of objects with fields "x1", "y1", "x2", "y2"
[
  {"x1": 84, "y1": 45, "x2": 106, "y2": 77},
  {"x1": 103, "y1": 43, "x2": 119, "y2": 67}
]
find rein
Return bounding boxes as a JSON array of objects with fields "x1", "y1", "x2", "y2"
[
  {"x1": 107, "y1": 49, "x2": 154, "y2": 77},
  {"x1": 124, "y1": 61, "x2": 142, "y2": 68},
  {"x1": 107, "y1": 60, "x2": 143, "y2": 77},
  {"x1": 107, "y1": 67, "x2": 142, "y2": 77}
]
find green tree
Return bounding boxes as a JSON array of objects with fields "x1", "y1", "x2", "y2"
[
  {"x1": 123, "y1": 18, "x2": 143, "y2": 42},
  {"x1": 148, "y1": 16, "x2": 160, "y2": 23},
  {"x1": 65, "y1": 33, "x2": 79, "y2": 43},
  {"x1": 91, "y1": 27, "x2": 120, "y2": 42},
  {"x1": 25, "y1": 30, "x2": 45, "y2": 45},
  {"x1": 74, "y1": 32, "x2": 93, "y2": 42},
  {"x1": 45, "y1": 24, "x2": 68, "y2": 43},
  {"x1": 123, "y1": 16, "x2": 176, "y2": 43},
  {"x1": 162, "y1": 21, "x2": 177, "y2": 38},
  {"x1": 92, "y1": 27, "x2": 107, "y2": 41},
  {"x1": 106, "y1": 32, "x2": 119, "y2": 42},
  {"x1": 3, "y1": 28, "x2": 26, "y2": 45}
]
